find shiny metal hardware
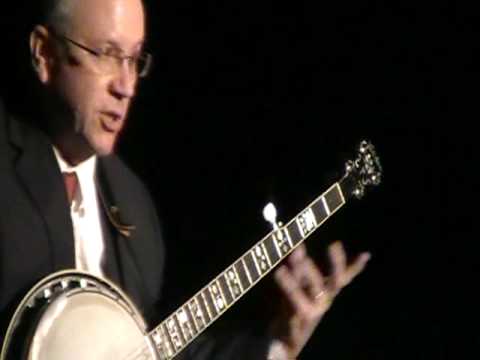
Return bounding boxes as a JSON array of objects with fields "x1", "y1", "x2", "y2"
[{"x1": 263, "y1": 202, "x2": 282, "y2": 231}]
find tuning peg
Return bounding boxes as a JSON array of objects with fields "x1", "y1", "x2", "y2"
[
  {"x1": 263, "y1": 202, "x2": 281, "y2": 231},
  {"x1": 353, "y1": 186, "x2": 365, "y2": 199},
  {"x1": 359, "y1": 140, "x2": 371, "y2": 154}
]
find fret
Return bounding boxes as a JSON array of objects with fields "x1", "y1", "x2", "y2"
[
  {"x1": 166, "y1": 315, "x2": 185, "y2": 351},
  {"x1": 324, "y1": 183, "x2": 345, "y2": 213},
  {"x1": 196, "y1": 292, "x2": 211, "y2": 323},
  {"x1": 287, "y1": 218, "x2": 303, "y2": 246},
  {"x1": 261, "y1": 242, "x2": 272, "y2": 267},
  {"x1": 208, "y1": 280, "x2": 227, "y2": 313},
  {"x1": 321, "y1": 196, "x2": 331, "y2": 216},
  {"x1": 336, "y1": 182, "x2": 346, "y2": 204},
  {"x1": 172, "y1": 314, "x2": 187, "y2": 347},
  {"x1": 250, "y1": 249, "x2": 261, "y2": 277},
  {"x1": 202, "y1": 288, "x2": 218, "y2": 319},
  {"x1": 151, "y1": 328, "x2": 171, "y2": 360},
  {"x1": 295, "y1": 207, "x2": 317, "y2": 238},
  {"x1": 263, "y1": 234, "x2": 280, "y2": 264},
  {"x1": 235, "y1": 259, "x2": 252, "y2": 289},
  {"x1": 198, "y1": 292, "x2": 212, "y2": 322},
  {"x1": 243, "y1": 252, "x2": 260, "y2": 283},
  {"x1": 161, "y1": 323, "x2": 176, "y2": 358},
  {"x1": 311, "y1": 195, "x2": 329, "y2": 226},
  {"x1": 271, "y1": 227, "x2": 293, "y2": 259},
  {"x1": 272, "y1": 234, "x2": 282, "y2": 259},
  {"x1": 218, "y1": 274, "x2": 234, "y2": 305},
  {"x1": 251, "y1": 244, "x2": 271, "y2": 275},
  {"x1": 226, "y1": 266, "x2": 244, "y2": 300},
  {"x1": 187, "y1": 297, "x2": 206, "y2": 331},
  {"x1": 183, "y1": 304, "x2": 199, "y2": 334},
  {"x1": 177, "y1": 307, "x2": 195, "y2": 341}
]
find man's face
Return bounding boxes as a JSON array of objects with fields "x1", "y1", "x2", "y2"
[{"x1": 44, "y1": 0, "x2": 145, "y2": 162}]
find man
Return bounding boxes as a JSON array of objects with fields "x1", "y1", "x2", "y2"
[{"x1": 0, "y1": 0, "x2": 370, "y2": 358}]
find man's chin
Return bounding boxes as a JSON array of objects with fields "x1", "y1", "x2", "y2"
[
  {"x1": 94, "y1": 145, "x2": 115, "y2": 157},
  {"x1": 85, "y1": 131, "x2": 119, "y2": 157},
  {"x1": 91, "y1": 139, "x2": 117, "y2": 157}
]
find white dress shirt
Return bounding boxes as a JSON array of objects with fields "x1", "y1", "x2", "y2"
[{"x1": 53, "y1": 147, "x2": 105, "y2": 278}]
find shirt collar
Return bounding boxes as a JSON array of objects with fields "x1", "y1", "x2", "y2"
[{"x1": 52, "y1": 146, "x2": 97, "y2": 181}]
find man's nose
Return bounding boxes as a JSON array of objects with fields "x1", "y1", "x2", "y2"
[{"x1": 109, "y1": 61, "x2": 137, "y2": 99}]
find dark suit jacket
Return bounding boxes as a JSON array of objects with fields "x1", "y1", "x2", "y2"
[{"x1": 0, "y1": 99, "x2": 270, "y2": 359}]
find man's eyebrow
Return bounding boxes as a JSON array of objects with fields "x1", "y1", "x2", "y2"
[{"x1": 102, "y1": 39, "x2": 145, "y2": 53}]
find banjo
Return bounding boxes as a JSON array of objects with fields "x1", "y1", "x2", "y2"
[{"x1": 1, "y1": 140, "x2": 382, "y2": 360}]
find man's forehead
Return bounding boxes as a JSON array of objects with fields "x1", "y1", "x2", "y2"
[{"x1": 67, "y1": 0, "x2": 145, "y2": 44}]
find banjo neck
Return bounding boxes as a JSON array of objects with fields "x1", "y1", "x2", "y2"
[
  {"x1": 146, "y1": 140, "x2": 382, "y2": 359},
  {"x1": 149, "y1": 180, "x2": 354, "y2": 359}
]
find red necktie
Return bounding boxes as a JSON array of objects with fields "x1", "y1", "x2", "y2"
[{"x1": 63, "y1": 172, "x2": 79, "y2": 205}]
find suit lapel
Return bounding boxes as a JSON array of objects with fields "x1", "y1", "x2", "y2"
[
  {"x1": 8, "y1": 115, "x2": 75, "y2": 271},
  {"x1": 8, "y1": 114, "x2": 150, "y2": 310},
  {"x1": 96, "y1": 158, "x2": 147, "y2": 308}
]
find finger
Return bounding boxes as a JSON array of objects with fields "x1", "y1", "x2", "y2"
[
  {"x1": 328, "y1": 241, "x2": 347, "y2": 288},
  {"x1": 291, "y1": 256, "x2": 326, "y2": 298},
  {"x1": 288, "y1": 244, "x2": 307, "y2": 268},
  {"x1": 344, "y1": 252, "x2": 371, "y2": 284},
  {"x1": 274, "y1": 265, "x2": 314, "y2": 314}
]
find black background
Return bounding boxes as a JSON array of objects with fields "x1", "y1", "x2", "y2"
[{"x1": 1, "y1": 0, "x2": 454, "y2": 358}]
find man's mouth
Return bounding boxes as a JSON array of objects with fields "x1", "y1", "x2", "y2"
[{"x1": 100, "y1": 111, "x2": 123, "y2": 133}]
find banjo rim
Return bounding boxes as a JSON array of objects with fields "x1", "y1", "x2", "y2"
[{"x1": 1, "y1": 269, "x2": 149, "y2": 360}]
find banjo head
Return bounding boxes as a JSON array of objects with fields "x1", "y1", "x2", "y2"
[{"x1": 1, "y1": 270, "x2": 157, "y2": 360}]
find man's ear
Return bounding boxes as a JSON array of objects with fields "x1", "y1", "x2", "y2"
[{"x1": 30, "y1": 25, "x2": 54, "y2": 84}]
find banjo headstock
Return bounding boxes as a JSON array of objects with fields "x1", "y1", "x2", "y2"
[{"x1": 342, "y1": 140, "x2": 383, "y2": 199}]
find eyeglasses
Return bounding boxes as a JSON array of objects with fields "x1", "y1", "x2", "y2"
[{"x1": 51, "y1": 32, "x2": 152, "y2": 78}]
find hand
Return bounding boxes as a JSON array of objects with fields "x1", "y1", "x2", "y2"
[{"x1": 269, "y1": 241, "x2": 370, "y2": 359}]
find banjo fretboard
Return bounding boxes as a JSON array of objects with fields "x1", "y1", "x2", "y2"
[{"x1": 148, "y1": 182, "x2": 346, "y2": 359}]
